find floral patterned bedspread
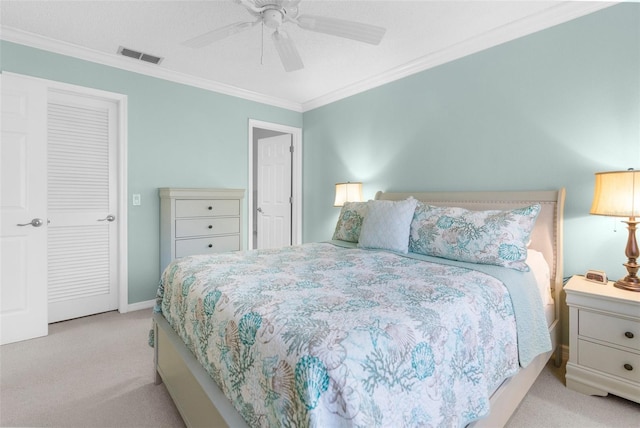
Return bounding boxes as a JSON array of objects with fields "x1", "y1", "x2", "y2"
[{"x1": 155, "y1": 242, "x2": 523, "y2": 427}]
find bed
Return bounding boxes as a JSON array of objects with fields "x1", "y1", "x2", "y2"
[{"x1": 152, "y1": 189, "x2": 565, "y2": 427}]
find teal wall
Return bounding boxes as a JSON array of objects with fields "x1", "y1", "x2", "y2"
[
  {"x1": 303, "y1": 3, "x2": 640, "y2": 287},
  {"x1": 1, "y1": 3, "x2": 638, "y2": 321},
  {"x1": 0, "y1": 41, "x2": 302, "y2": 304}
]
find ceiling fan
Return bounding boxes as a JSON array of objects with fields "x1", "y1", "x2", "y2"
[{"x1": 183, "y1": 0, "x2": 386, "y2": 72}]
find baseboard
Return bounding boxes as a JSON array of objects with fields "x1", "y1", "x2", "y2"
[{"x1": 122, "y1": 299, "x2": 155, "y2": 313}]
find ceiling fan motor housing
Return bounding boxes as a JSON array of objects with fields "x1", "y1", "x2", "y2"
[{"x1": 263, "y1": 8, "x2": 284, "y2": 28}]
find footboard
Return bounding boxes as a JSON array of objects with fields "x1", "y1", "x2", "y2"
[
  {"x1": 154, "y1": 310, "x2": 556, "y2": 428},
  {"x1": 153, "y1": 313, "x2": 249, "y2": 428}
]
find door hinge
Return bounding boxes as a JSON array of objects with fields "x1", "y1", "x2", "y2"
[
  {"x1": 289, "y1": 196, "x2": 293, "y2": 204},
  {"x1": 289, "y1": 145, "x2": 294, "y2": 153}
]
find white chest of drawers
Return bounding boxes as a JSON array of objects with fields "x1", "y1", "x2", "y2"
[
  {"x1": 565, "y1": 275, "x2": 640, "y2": 403},
  {"x1": 160, "y1": 188, "x2": 245, "y2": 272}
]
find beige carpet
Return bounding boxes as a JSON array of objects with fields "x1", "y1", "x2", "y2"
[
  {"x1": 1, "y1": 310, "x2": 638, "y2": 427},
  {"x1": 505, "y1": 358, "x2": 639, "y2": 427},
  {"x1": 1, "y1": 310, "x2": 185, "y2": 428}
]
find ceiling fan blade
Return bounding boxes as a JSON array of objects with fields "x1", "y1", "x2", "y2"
[
  {"x1": 296, "y1": 14, "x2": 386, "y2": 45},
  {"x1": 183, "y1": 21, "x2": 256, "y2": 48},
  {"x1": 282, "y1": 0, "x2": 302, "y2": 7},
  {"x1": 236, "y1": 0, "x2": 264, "y2": 14},
  {"x1": 272, "y1": 30, "x2": 304, "y2": 72}
]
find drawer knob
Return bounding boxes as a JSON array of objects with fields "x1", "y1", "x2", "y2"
[
  {"x1": 208, "y1": 244, "x2": 213, "y2": 248},
  {"x1": 208, "y1": 206, "x2": 213, "y2": 210},
  {"x1": 624, "y1": 363, "x2": 633, "y2": 371},
  {"x1": 208, "y1": 225, "x2": 213, "y2": 229},
  {"x1": 625, "y1": 331, "x2": 634, "y2": 339}
]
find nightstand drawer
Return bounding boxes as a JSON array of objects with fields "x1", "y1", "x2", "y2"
[
  {"x1": 579, "y1": 339, "x2": 640, "y2": 383},
  {"x1": 175, "y1": 199, "x2": 240, "y2": 218},
  {"x1": 580, "y1": 310, "x2": 640, "y2": 351},
  {"x1": 175, "y1": 235, "x2": 240, "y2": 258},
  {"x1": 175, "y1": 218, "x2": 240, "y2": 238}
]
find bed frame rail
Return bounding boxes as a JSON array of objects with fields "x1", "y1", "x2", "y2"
[{"x1": 153, "y1": 313, "x2": 248, "y2": 428}]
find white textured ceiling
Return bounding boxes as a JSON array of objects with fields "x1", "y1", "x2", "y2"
[{"x1": 1, "y1": 1, "x2": 616, "y2": 111}]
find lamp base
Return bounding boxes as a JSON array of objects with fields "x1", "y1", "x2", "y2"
[
  {"x1": 614, "y1": 277, "x2": 640, "y2": 292},
  {"x1": 614, "y1": 218, "x2": 639, "y2": 292}
]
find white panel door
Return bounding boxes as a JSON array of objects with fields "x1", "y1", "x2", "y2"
[
  {"x1": 257, "y1": 134, "x2": 292, "y2": 249},
  {"x1": 47, "y1": 90, "x2": 119, "y2": 323},
  {"x1": 0, "y1": 74, "x2": 48, "y2": 345}
]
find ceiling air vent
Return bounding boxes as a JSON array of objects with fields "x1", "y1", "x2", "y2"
[{"x1": 117, "y1": 46, "x2": 163, "y2": 65}]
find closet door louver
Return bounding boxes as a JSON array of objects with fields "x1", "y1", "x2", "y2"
[
  {"x1": 47, "y1": 94, "x2": 117, "y2": 322},
  {"x1": 48, "y1": 102, "x2": 109, "y2": 212},
  {"x1": 48, "y1": 225, "x2": 110, "y2": 302}
]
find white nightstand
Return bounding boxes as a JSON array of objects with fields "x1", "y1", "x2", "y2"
[{"x1": 565, "y1": 275, "x2": 640, "y2": 403}]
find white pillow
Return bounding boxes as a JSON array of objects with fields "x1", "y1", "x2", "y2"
[
  {"x1": 527, "y1": 249, "x2": 552, "y2": 306},
  {"x1": 358, "y1": 198, "x2": 418, "y2": 254}
]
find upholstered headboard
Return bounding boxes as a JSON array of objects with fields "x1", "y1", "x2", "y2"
[{"x1": 374, "y1": 189, "x2": 566, "y2": 301}]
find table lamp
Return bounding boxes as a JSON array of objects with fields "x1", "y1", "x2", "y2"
[
  {"x1": 590, "y1": 169, "x2": 640, "y2": 291},
  {"x1": 334, "y1": 182, "x2": 363, "y2": 207}
]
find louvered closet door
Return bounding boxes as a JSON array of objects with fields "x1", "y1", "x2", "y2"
[{"x1": 47, "y1": 91, "x2": 119, "y2": 323}]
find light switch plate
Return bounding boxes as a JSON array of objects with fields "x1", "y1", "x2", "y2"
[{"x1": 133, "y1": 194, "x2": 141, "y2": 206}]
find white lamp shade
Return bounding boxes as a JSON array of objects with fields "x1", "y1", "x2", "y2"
[
  {"x1": 590, "y1": 170, "x2": 640, "y2": 217},
  {"x1": 334, "y1": 182, "x2": 363, "y2": 207}
]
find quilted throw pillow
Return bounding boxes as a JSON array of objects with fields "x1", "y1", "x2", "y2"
[
  {"x1": 332, "y1": 201, "x2": 368, "y2": 242},
  {"x1": 409, "y1": 202, "x2": 541, "y2": 271},
  {"x1": 358, "y1": 197, "x2": 418, "y2": 254}
]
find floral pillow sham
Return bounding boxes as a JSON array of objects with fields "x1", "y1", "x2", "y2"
[
  {"x1": 409, "y1": 202, "x2": 541, "y2": 271},
  {"x1": 332, "y1": 201, "x2": 368, "y2": 242}
]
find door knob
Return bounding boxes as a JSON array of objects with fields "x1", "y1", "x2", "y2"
[
  {"x1": 17, "y1": 218, "x2": 44, "y2": 227},
  {"x1": 97, "y1": 214, "x2": 116, "y2": 222},
  {"x1": 257, "y1": 207, "x2": 263, "y2": 213}
]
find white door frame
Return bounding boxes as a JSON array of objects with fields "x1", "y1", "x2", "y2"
[
  {"x1": 248, "y1": 119, "x2": 302, "y2": 249},
  {"x1": 3, "y1": 72, "x2": 129, "y2": 314}
]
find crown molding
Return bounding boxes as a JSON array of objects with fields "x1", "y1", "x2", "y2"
[
  {"x1": 301, "y1": 1, "x2": 618, "y2": 112},
  {"x1": 0, "y1": 26, "x2": 304, "y2": 113}
]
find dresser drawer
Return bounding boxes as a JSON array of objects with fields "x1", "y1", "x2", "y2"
[
  {"x1": 175, "y1": 218, "x2": 240, "y2": 238},
  {"x1": 175, "y1": 199, "x2": 240, "y2": 218},
  {"x1": 175, "y1": 235, "x2": 240, "y2": 258},
  {"x1": 579, "y1": 310, "x2": 640, "y2": 351},
  {"x1": 578, "y1": 339, "x2": 640, "y2": 383}
]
